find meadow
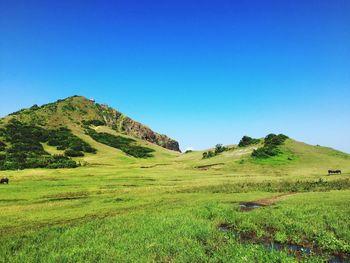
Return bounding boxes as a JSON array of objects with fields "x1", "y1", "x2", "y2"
[{"x1": 0, "y1": 137, "x2": 349, "y2": 262}]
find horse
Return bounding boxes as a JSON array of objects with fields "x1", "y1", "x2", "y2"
[
  {"x1": 0, "y1": 177, "x2": 9, "y2": 184},
  {"x1": 328, "y1": 170, "x2": 341, "y2": 175}
]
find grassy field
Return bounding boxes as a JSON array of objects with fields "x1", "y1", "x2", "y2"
[{"x1": 0, "y1": 137, "x2": 350, "y2": 262}]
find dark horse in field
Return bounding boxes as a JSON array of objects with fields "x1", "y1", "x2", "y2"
[
  {"x1": 328, "y1": 170, "x2": 341, "y2": 175},
  {"x1": 0, "y1": 177, "x2": 9, "y2": 184}
]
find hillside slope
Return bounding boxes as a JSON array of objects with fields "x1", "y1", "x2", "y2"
[
  {"x1": 0, "y1": 96, "x2": 181, "y2": 170},
  {"x1": 177, "y1": 138, "x2": 350, "y2": 178},
  {"x1": 1, "y1": 96, "x2": 180, "y2": 152}
]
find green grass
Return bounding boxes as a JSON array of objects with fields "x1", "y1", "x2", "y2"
[{"x1": 0, "y1": 121, "x2": 349, "y2": 262}]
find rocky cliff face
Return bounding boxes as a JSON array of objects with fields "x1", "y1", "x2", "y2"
[{"x1": 95, "y1": 103, "x2": 181, "y2": 152}]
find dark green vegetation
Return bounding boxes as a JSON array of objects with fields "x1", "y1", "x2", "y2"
[
  {"x1": 81, "y1": 119, "x2": 106, "y2": 127},
  {"x1": 86, "y1": 128, "x2": 154, "y2": 158},
  {"x1": 202, "y1": 144, "x2": 228, "y2": 159},
  {"x1": 0, "y1": 119, "x2": 96, "y2": 170},
  {"x1": 252, "y1": 133, "x2": 289, "y2": 158},
  {"x1": 47, "y1": 127, "x2": 96, "y2": 155},
  {"x1": 238, "y1": 136, "x2": 260, "y2": 147},
  {"x1": 0, "y1": 140, "x2": 6, "y2": 151}
]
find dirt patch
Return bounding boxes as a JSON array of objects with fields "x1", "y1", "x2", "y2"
[
  {"x1": 245, "y1": 193, "x2": 295, "y2": 206},
  {"x1": 239, "y1": 193, "x2": 296, "y2": 211},
  {"x1": 195, "y1": 163, "x2": 225, "y2": 170}
]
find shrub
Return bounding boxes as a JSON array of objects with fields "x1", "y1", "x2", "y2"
[
  {"x1": 85, "y1": 128, "x2": 154, "y2": 158},
  {"x1": 0, "y1": 120, "x2": 85, "y2": 170},
  {"x1": 82, "y1": 119, "x2": 105, "y2": 126},
  {"x1": 47, "y1": 127, "x2": 96, "y2": 154},
  {"x1": 0, "y1": 141, "x2": 6, "y2": 151},
  {"x1": 215, "y1": 144, "x2": 227, "y2": 154},
  {"x1": 265, "y1": 133, "x2": 288, "y2": 146},
  {"x1": 64, "y1": 149, "x2": 85, "y2": 157},
  {"x1": 30, "y1": 104, "x2": 40, "y2": 110},
  {"x1": 202, "y1": 150, "x2": 215, "y2": 159},
  {"x1": 62, "y1": 104, "x2": 76, "y2": 111},
  {"x1": 202, "y1": 144, "x2": 228, "y2": 159},
  {"x1": 252, "y1": 145, "x2": 280, "y2": 158},
  {"x1": 251, "y1": 133, "x2": 288, "y2": 159},
  {"x1": 238, "y1": 136, "x2": 260, "y2": 147}
]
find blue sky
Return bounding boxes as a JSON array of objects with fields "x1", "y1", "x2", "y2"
[{"x1": 0, "y1": 0, "x2": 349, "y2": 152}]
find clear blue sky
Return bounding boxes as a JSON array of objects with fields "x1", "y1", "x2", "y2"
[{"x1": 1, "y1": 0, "x2": 349, "y2": 152}]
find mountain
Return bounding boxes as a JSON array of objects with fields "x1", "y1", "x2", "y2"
[
  {"x1": 3, "y1": 95, "x2": 180, "y2": 151},
  {"x1": 0, "y1": 96, "x2": 181, "y2": 170}
]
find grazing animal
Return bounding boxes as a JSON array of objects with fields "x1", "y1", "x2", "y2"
[
  {"x1": 328, "y1": 170, "x2": 341, "y2": 175},
  {"x1": 0, "y1": 177, "x2": 9, "y2": 184}
]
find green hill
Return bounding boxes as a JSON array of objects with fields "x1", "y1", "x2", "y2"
[
  {"x1": 0, "y1": 96, "x2": 180, "y2": 170},
  {"x1": 1, "y1": 95, "x2": 180, "y2": 150}
]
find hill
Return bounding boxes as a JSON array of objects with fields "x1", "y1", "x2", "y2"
[
  {"x1": 0, "y1": 96, "x2": 180, "y2": 170},
  {"x1": 2, "y1": 95, "x2": 180, "y2": 151}
]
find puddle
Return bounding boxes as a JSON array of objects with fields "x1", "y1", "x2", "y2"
[
  {"x1": 218, "y1": 224, "x2": 230, "y2": 232},
  {"x1": 218, "y1": 224, "x2": 349, "y2": 262},
  {"x1": 239, "y1": 202, "x2": 264, "y2": 211},
  {"x1": 263, "y1": 242, "x2": 348, "y2": 263}
]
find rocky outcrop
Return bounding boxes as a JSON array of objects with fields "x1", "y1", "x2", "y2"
[{"x1": 95, "y1": 102, "x2": 181, "y2": 152}]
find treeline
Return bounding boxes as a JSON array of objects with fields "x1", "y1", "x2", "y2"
[
  {"x1": 85, "y1": 128, "x2": 154, "y2": 158},
  {"x1": 0, "y1": 119, "x2": 96, "y2": 170}
]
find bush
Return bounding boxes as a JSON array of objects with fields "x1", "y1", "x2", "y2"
[
  {"x1": 215, "y1": 144, "x2": 227, "y2": 154},
  {"x1": 251, "y1": 133, "x2": 288, "y2": 159},
  {"x1": 30, "y1": 104, "x2": 40, "y2": 110},
  {"x1": 202, "y1": 144, "x2": 228, "y2": 159},
  {"x1": 0, "y1": 141, "x2": 6, "y2": 151},
  {"x1": 85, "y1": 128, "x2": 154, "y2": 158},
  {"x1": 46, "y1": 127, "x2": 96, "y2": 154},
  {"x1": 0, "y1": 120, "x2": 84, "y2": 170},
  {"x1": 202, "y1": 150, "x2": 215, "y2": 159},
  {"x1": 47, "y1": 155, "x2": 79, "y2": 168},
  {"x1": 62, "y1": 104, "x2": 76, "y2": 111},
  {"x1": 264, "y1": 133, "x2": 288, "y2": 146},
  {"x1": 82, "y1": 119, "x2": 105, "y2": 126},
  {"x1": 252, "y1": 145, "x2": 280, "y2": 158},
  {"x1": 64, "y1": 149, "x2": 85, "y2": 157},
  {"x1": 238, "y1": 136, "x2": 260, "y2": 147}
]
